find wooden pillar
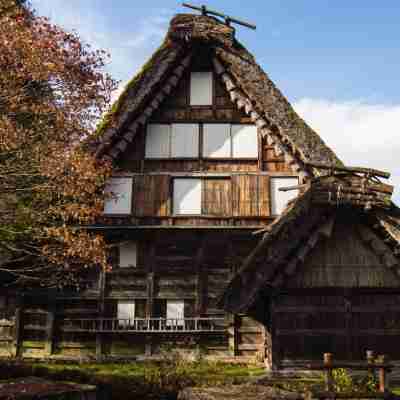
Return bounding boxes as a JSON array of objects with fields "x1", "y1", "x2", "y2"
[
  {"x1": 145, "y1": 239, "x2": 156, "y2": 356},
  {"x1": 227, "y1": 313, "x2": 237, "y2": 356},
  {"x1": 44, "y1": 303, "x2": 56, "y2": 356},
  {"x1": 195, "y1": 235, "x2": 206, "y2": 316},
  {"x1": 324, "y1": 352, "x2": 334, "y2": 392},
  {"x1": 270, "y1": 296, "x2": 280, "y2": 370},
  {"x1": 96, "y1": 268, "x2": 106, "y2": 361},
  {"x1": 13, "y1": 295, "x2": 23, "y2": 358}
]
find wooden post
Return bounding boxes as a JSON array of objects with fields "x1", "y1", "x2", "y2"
[
  {"x1": 145, "y1": 239, "x2": 156, "y2": 357},
  {"x1": 13, "y1": 295, "x2": 23, "y2": 358},
  {"x1": 227, "y1": 313, "x2": 237, "y2": 356},
  {"x1": 324, "y1": 353, "x2": 334, "y2": 392},
  {"x1": 44, "y1": 303, "x2": 56, "y2": 356},
  {"x1": 378, "y1": 355, "x2": 387, "y2": 393},
  {"x1": 195, "y1": 235, "x2": 205, "y2": 316},
  {"x1": 96, "y1": 268, "x2": 106, "y2": 361}
]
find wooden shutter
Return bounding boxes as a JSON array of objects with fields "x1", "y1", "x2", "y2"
[
  {"x1": 232, "y1": 175, "x2": 270, "y2": 217},
  {"x1": 134, "y1": 175, "x2": 170, "y2": 217},
  {"x1": 258, "y1": 175, "x2": 271, "y2": 217},
  {"x1": 203, "y1": 179, "x2": 231, "y2": 216}
]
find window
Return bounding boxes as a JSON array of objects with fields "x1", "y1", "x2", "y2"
[
  {"x1": 146, "y1": 124, "x2": 199, "y2": 158},
  {"x1": 173, "y1": 179, "x2": 201, "y2": 215},
  {"x1": 119, "y1": 241, "x2": 137, "y2": 268},
  {"x1": 117, "y1": 301, "x2": 135, "y2": 327},
  {"x1": 203, "y1": 124, "x2": 231, "y2": 158},
  {"x1": 145, "y1": 124, "x2": 170, "y2": 158},
  {"x1": 232, "y1": 124, "x2": 258, "y2": 158},
  {"x1": 166, "y1": 300, "x2": 184, "y2": 327},
  {"x1": 270, "y1": 177, "x2": 299, "y2": 215},
  {"x1": 104, "y1": 177, "x2": 132, "y2": 215},
  {"x1": 170, "y1": 124, "x2": 199, "y2": 157},
  {"x1": 190, "y1": 72, "x2": 213, "y2": 105},
  {"x1": 203, "y1": 124, "x2": 258, "y2": 159}
]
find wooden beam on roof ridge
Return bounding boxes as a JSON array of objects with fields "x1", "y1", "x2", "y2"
[{"x1": 305, "y1": 162, "x2": 391, "y2": 180}]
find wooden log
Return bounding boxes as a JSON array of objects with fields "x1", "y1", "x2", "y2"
[
  {"x1": 181, "y1": 54, "x2": 192, "y2": 67},
  {"x1": 212, "y1": 57, "x2": 225, "y2": 75},
  {"x1": 305, "y1": 162, "x2": 391, "y2": 179},
  {"x1": 229, "y1": 89, "x2": 240, "y2": 102},
  {"x1": 236, "y1": 98, "x2": 246, "y2": 110},
  {"x1": 255, "y1": 118, "x2": 267, "y2": 129}
]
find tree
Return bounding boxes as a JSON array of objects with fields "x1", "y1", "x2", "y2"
[{"x1": 0, "y1": 0, "x2": 117, "y2": 287}]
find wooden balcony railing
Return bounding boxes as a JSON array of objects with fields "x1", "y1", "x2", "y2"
[{"x1": 60, "y1": 317, "x2": 226, "y2": 333}]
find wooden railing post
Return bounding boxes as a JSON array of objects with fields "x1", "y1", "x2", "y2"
[
  {"x1": 378, "y1": 354, "x2": 387, "y2": 393},
  {"x1": 44, "y1": 304, "x2": 55, "y2": 356},
  {"x1": 324, "y1": 353, "x2": 334, "y2": 392},
  {"x1": 13, "y1": 295, "x2": 23, "y2": 358}
]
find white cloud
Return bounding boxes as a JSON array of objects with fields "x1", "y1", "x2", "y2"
[
  {"x1": 293, "y1": 99, "x2": 400, "y2": 204},
  {"x1": 31, "y1": 1, "x2": 172, "y2": 82}
]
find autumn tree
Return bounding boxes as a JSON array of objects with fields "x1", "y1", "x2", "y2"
[{"x1": 0, "y1": 0, "x2": 117, "y2": 287}]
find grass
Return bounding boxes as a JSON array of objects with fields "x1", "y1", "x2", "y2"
[{"x1": 0, "y1": 359, "x2": 265, "y2": 400}]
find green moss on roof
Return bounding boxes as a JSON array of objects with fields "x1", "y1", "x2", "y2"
[{"x1": 94, "y1": 40, "x2": 171, "y2": 139}]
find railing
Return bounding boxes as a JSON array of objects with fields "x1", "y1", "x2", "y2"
[
  {"x1": 293, "y1": 352, "x2": 393, "y2": 395},
  {"x1": 60, "y1": 317, "x2": 225, "y2": 333}
]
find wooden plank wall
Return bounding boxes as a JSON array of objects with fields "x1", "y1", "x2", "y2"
[{"x1": 2, "y1": 231, "x2": 266, "y2": 360}]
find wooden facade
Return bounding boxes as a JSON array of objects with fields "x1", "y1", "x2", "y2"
[{"x1": 1, "y1": 13, "x2": 399, "y2": 368}]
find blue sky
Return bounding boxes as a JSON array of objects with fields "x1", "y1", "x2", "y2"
[{"x1": 32, "y1": 0, "x2": 400, "y2": 201}]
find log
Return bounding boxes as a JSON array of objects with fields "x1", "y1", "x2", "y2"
[{"x1": 306, "y1": 162, "x2": 391, "y2": 179}]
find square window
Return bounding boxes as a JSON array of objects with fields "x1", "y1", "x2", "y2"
[
  {"x1": 119, "y1": 241, "x2": 137, "y2": 268},
  {"x1": 166, "y1": 300, "x2": 184, "y2": 327},
  {"x1": 190, "y1": 72, "x2": 213, "y2": 105},
  {"x1": 104, "y1": 177, "x2": 132, "y2": 215},
  {"x1": 173, "y1": 179, "x2": 202, "y2": 215},
  {"x1": 117, "y1": 301, "x2": 135, "y2": 327},
  {"x1": 232, "y1": 124, "x2": 258, "y2": 158},
  {"x1": 270, "y1": 177, "x2": 299, "y2": 215},
  {"x1": 171, "y1": 124, "x2": 199, "y2": 158},
  {"x1": 203, "y1": 124, "x2": 231, "y2": 158},
  {"x1": 145, "y1": 124, "x2": 170, "y2": 158}
]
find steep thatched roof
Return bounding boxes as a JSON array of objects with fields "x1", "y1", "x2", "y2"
[
  {"x1": 94, "y1": 13, "x2": 341, "y2": 172},
  {"x1": 219, "y1": 171, "x2": 399, "y2": 313}
]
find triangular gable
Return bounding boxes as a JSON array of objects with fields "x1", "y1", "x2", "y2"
[
  {"x1": 219, "y1": 171, "x2": 397, "y2": 313},
  {"x1": 94, "y1": 14, "x2": 341, "y2": 178},
  {"x1": 287, "y1": 217, "x2": 400, "y2": 288}
]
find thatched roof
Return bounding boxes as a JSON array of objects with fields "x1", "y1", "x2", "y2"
[
  {"x1": 219, "y1": 171, "x2": 399, "y2": 313},
  {"x1": 94, "y1": 13, "x2": 341, "y2": 173}
]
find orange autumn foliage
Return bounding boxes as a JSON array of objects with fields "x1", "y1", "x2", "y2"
[{"x1": 0, "y1": 0, "x2": 117, "y2": 287}]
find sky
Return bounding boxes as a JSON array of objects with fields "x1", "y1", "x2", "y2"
[{"x1": 31, "y1": 0, "x2": 400, "y2": 202}]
